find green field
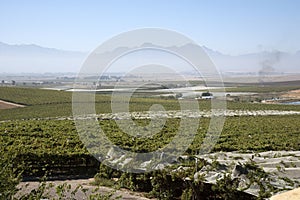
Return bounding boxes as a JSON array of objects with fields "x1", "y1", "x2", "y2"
[
  {"x1": 1, "y1": 115, "x2": 300, "y2": 167},
  {"x1": 1, "y1": 86, "x2": 300, "y2": 170},
  {"x1": 1, "y1": 86, "x2": 300, "y2": 121},
  {"x1": 1, "y1": 86, "x2": 300, "y2": 199}
]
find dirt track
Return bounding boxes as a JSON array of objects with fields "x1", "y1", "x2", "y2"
[{"x1": 17, "y1": 178, "x2": 153, "y2": 200}]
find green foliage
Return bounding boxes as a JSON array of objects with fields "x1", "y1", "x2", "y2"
[
  {"x1": 212, "y1": 115, "x2": 300, "y2": 152},
  {"x1": 0, "y1": 119, "x2": 97, "y2": 177},
  {"x1": 0, "y1": 146, "x2": 22, "y2": 200},
  {"x1": 227, "y1": 101, "x2": 300, "y2": 111},
  {"x1": 150, "y1": 170, "x2": 183, "y2": 199},
  {"x1": 223, "y1": 85, "x2": 300, "y2": 93},
  {"x1": 1, "y1": 86, "x2": 300, "y2": 199},
  {"x1": 1, "y1": 114, "x2": 300, "y2": 178},
  {"x1": 94, "y1": 163, "x2": 121, "y2": 188},
  {"x1": 92, "y1": 159, "x2": 259, "y2": 200},
  {"x1": 88, "y1": 189, "x2": 121, "y2": 200},
  {"x1": 243, "y1": 161, "x2": 279, "y2": 199},
  {"x1": 1, "y1": 86, "x2": 300, "y2": 121},
  {"x1": 180, "y1": 188, "x2": 193, "y2": 200},
  {"x1": 0, "y1": 87, "x2": 72, "y2": 105},
  {"x1": 212, "y1": 174, "x2": 240, "y2": 199}
]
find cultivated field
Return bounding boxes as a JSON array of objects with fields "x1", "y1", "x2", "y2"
[{"x1": 1, "y1": 82, "x2": 300, "y2": 199}]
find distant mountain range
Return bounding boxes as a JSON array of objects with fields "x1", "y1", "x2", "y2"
[
  {"x1": 0, "y1": 42, "x2": 86, "y2": 73},
  {"x1": 0, "y1": 41, "x2": 299, "y2": 73}
]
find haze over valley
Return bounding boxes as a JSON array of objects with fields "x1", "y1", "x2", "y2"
[{"x1": 1, "y1": 41, "x2": 300, "y2": 74}]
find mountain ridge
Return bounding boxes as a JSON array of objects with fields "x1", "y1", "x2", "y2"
[{"x1": 0, "y1": 41, "x2": 299, "y2": 73}]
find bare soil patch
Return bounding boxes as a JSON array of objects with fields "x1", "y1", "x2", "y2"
[
  {"x1": 282, "y1": 89, "x2": 300, "y2": 99},
  {"x1": 0, "y1": 100, "x2": 25, "y2": 109}
]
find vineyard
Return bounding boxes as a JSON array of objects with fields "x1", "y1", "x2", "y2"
[
  {"x1": 1, "y1": 86, "x2": 300, "y2": 121},
  {"x1": 1, "y1": 86, "x2": 300, "y2": 199},
  {"x1": 1, "y1": 115, "x2": 300, "y2": 169}
]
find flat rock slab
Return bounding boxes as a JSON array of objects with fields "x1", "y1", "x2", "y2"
[{"x1": 271, "y1": 187, "x2": 300, "y2": 200}]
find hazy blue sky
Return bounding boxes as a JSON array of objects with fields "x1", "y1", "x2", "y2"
[{"x1": 1, "y1": 0, "x2": 300, "y2": 55}]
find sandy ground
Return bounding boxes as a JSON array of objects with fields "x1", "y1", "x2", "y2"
[
  {"x1": 0, "y1": 99, "x2": 25, "y2": 109},
  {"x1": 281, "y1": 89, "x2": 300, "y2": 99},
  {"x1": 271, "y1": 187, "x2": 300, "y2": 200},
  {"x1": 16, "y1": 178, "x2": 153, "y2": 200}
]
